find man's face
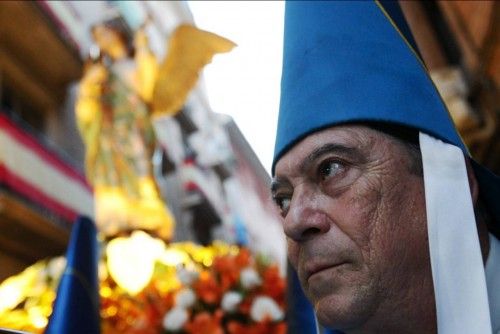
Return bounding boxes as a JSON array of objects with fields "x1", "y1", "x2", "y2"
[{"x1": 272, "y1": 125, "x2": 432, "y2": 331}]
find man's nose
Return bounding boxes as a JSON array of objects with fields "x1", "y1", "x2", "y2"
[{"x1": 283, "y1": 185, "x2": 331, "y2": 242}]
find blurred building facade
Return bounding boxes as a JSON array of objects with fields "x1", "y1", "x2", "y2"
[{"x1": 0, "y1": 0, "x2": 286, "y2": 281}]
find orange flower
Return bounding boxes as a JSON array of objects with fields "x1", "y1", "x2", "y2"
[
  {"x1": 235, "y1": 248, "x2": 252, "y2": 268},
  {"x1": 213, "y1": 255, "x2": 240, "y2": 291},
  {"x1": 193, "y1": 270, "x2": 221, "y2": 304},
  {"x1": 260, "y1": 265, "x2": 286, "y2": 304},
  {"x1": 184, "y1": 311, "x2": 224, "y2": 334}
]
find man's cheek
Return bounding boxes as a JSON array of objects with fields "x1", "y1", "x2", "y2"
[{"x1": 286, "y1": 239, "x2": 300, "y2": 268}]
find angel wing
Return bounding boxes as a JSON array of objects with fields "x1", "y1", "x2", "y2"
[{"x1": 152, "y1": 24, "x2": 236, "y2": 117}]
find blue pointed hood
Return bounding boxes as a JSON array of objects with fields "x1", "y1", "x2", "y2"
[
  {"x1": 273, "y1": 0, "x2": 466, "y2": 172},
  {"x1": 46, "y1": 216, "x2": 100, "y2": 334}
]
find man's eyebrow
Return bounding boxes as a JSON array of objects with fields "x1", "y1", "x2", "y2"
[
  {"x1": 270, "y1": 178, "x2": 287, "y2": 194},
  {"x1": 271, "y1": 143, "x2": 364, "y2": 192},
  {"x1": 299, "y1": 143, "x2": 363, "y2": 174}
]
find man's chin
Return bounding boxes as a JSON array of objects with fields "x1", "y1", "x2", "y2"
[{"x1": 313, "y1": 292, "x2": 376, "y2": 331}]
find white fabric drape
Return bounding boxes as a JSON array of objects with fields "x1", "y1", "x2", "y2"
[
  {"x1": 486, "y1": 233, "x2": 500, "y2": 333},
  {"x1": 420, "y1": 132, "x2": 491, "y2": 333}
]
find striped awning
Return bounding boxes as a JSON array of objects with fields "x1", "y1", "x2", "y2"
[{"x1": 0, "y1": 114, "x2": 93, "y2": 222}]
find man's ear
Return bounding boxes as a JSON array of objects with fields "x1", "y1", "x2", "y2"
[{"x1": 465, "y1": 157, "x2": 479, "y2": 206}]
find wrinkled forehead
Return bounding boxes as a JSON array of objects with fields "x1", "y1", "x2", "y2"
[
  {"x1": 273, "y1": 122, "x2": 421, "y2": 177},
  {"x1": 274, "y1": 124, "x2": 387, "y2": 176}
]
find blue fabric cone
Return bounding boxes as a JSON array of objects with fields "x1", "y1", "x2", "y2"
[
  {"x1": 273, "y1": 0, "x2": 465, "y2": 171},
  {"x1": 45, "y1": 216, "x2": 100, "y2": 334}
]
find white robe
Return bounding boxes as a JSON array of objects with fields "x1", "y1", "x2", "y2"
[{"x1": 486, "y1": 233, "x2": 500, "y2": 334}]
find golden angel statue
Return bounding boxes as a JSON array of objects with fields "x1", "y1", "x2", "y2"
[{"x1": 75, "y1": 20, "x2": 235, "y2": 240}]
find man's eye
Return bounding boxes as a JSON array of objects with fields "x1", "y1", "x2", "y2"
[
  {"x1": 318, "y1": 160, "x2": 344, "y2": 181},
  {"x1": 273, "y1": 196, "x2": 291, "y2": 217}
]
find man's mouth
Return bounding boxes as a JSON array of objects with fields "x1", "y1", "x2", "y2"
[{"x1": 304, "y1": 261, "x2": 349, "y2": 282}]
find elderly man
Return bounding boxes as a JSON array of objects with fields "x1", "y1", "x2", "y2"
[{"x1": 271, "y1": 2, "x2": 499, "y2": 334}]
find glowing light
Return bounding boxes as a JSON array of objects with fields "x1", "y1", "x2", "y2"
[
  {"x1": 100, "y1": 286, "x2": 112, "y2": 298},
  {"x1": 95, "y1": 186, "x2": 130, "y2": 234},
  {"x1": 106, "y1": 231, "x2": 164, "y2": 295},
  {"x1": 202, "y1": 258, "x2": 213, "y2": 267},
  {"x1": 28, "y1": 307, "x2": 48, "y2": 329},
  {"x1": 155, "y1": 277, "x2": 181, "y2": 294},
  {"x1": 159, "y1": 248, "x2": 190, "y2": 266},
  {"x1": 191, "y1": 248, "x2": 214, "y2": 266},
  {"x1": 32, "y1": 315, "x2": 48, "y2": 329},
  {"x1": 0, "y1": 265, "x2": 40, "y2": 313},
  {"x1": 0, "y1": 283, "x2": 24, "y2": 313},
  {"x1": 105, "y1": 305, "x2": 118, "y2": 317}
]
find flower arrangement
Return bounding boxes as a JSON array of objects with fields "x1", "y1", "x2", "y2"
[
  {"x1": 0, "y1": 236, "x2": 287, "y2": 334},
  {"x1": 161, "y1": 248, "x2": 286, "y2": 334}
]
